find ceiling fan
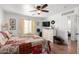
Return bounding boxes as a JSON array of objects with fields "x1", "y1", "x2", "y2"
[{"x1": 30, "y1": 4, "x2": 49, "y2": 15}]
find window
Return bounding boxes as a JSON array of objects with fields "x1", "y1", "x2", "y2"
[{"x1": 24, "y1": 20, "x2": 32, "y2": 34}]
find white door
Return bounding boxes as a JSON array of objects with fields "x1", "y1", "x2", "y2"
[{"x1": 71, "y1": 15, "x2": 77, "y2": 41}]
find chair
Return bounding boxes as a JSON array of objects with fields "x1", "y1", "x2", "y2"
[
  {"x1": 47, "y1": 41, "x2": 57, "y2": 54},
  {"x1": 47, "y1": 41, "x2": 51, "y2": 53},
  {"x1": 19, "y1": 43, "x2": 32, "y2": 54}
]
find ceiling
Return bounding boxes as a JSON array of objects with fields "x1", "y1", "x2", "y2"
[{"x1": 0, "y1": 4, "x2": 79, "y2": 17}]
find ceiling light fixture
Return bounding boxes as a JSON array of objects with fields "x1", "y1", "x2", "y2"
[{"x1": 37, "y1": 10, "x2": 41, "y2": 15}]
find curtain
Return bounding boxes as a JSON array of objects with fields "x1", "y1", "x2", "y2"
[
  {"x1": 19, "y1": 17, "x2": 24, "y2": 35},
  {"x1": 32, "y1": 20, "x2": 36, "y2": 34}
]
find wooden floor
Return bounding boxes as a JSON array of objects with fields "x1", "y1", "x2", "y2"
[
  {"x1": 68, "y1": 40, "x2": 77, "y2": 54},
  {"x1": 50, "y1": 40, "x2": 77, "y2": 54}
]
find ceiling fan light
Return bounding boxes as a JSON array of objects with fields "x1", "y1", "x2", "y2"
[{"x1": 37, "y1": 10, "x2": 41, "y2": 14}]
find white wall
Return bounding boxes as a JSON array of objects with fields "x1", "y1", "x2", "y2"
[{"x1": 0, "y1": 8, "x2": 4, "y2": 31}]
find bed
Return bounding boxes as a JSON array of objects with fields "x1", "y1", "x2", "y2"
[{"x1": 0, "y1": 31, "x2": 46, "y2": 54}]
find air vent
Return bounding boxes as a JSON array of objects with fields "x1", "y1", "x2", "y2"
[{"x1": 61, "y1": 10, "x2": 74, "y2": 16}]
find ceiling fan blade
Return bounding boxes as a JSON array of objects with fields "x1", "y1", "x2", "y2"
[
  {"x1": 41, "y1": 10, "x2": 49, "y2": 12},
  {"x1": 37, "y1": 6, "x2": 41, "y2": 10},
  {"x1": 42, "y1": 4, "x2": 48, "y2": 9}
]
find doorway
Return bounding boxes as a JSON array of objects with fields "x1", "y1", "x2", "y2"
[{"x1": 67, "y1": 15, "x2": 77, "y2": 54}]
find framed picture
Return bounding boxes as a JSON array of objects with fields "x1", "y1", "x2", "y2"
[{"x1": 10, "y1": 18, "x2": 16, "y2": 30}]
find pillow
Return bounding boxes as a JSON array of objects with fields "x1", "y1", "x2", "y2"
[
  {"x1": 4, "y1": 31, "x2": 11, "y2": 39},
  {"x1": 32, "y1": 35, "x2": 40, "y2": 39},
  {"x1": 0, "y1": 33, "x2": 8, "y2": 45},
  {"x1": 0, "y1": 31, "x2": 9, "y2": 39},
  {"x1": 0, "y1": 31, "x2": 11, "y2": 39},
  {"x1": 5, "y1": 40, "x2": 15, "y2": 45}
]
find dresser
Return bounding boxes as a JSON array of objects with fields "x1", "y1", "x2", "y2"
[{"x1": 42, "y1": 28, "x2": 54, "y2": 43}]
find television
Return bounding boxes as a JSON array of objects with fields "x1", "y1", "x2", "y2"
[{"x1": 42, "y1": 21, "x2": 50, "y2": 27}]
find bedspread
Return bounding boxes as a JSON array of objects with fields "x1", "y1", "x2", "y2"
[
  {"x1": 0, "y1": 36, "x2": 45, "y2": 54},
  {"x1": 0, "y1": 44, "x2": 18, "y2": 54}
]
